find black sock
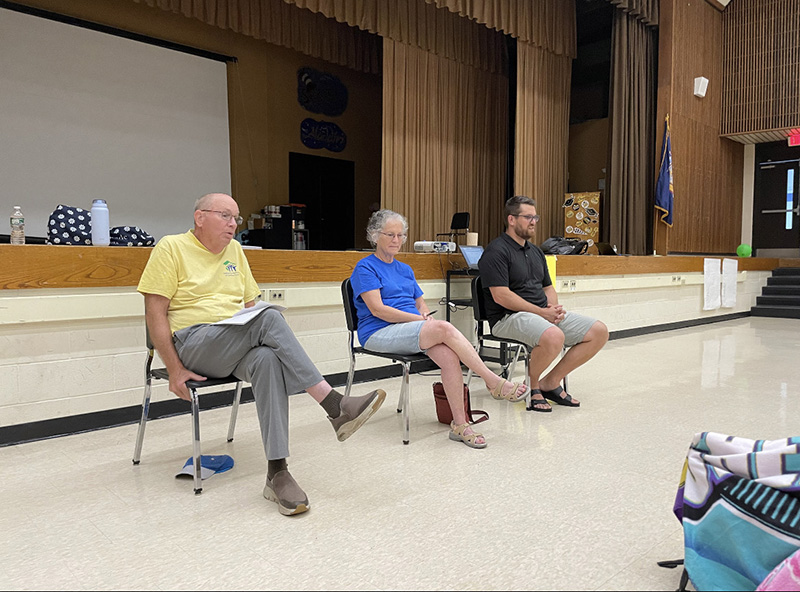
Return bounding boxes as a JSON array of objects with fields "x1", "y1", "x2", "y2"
[
  {"x1": 268, "y1": 458, "x2": 287, "y2": 480},
  {"x1": 320, "y1": 389, "x2": 344, "y2": 418}
]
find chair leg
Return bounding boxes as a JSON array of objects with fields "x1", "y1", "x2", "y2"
[
  {"x1": 561, "y1": 346, "x2": 569, "y2": 393},
  {"x1": 508, "y1": 344, "x2": 522, "y2": 379},
  {"x1": 190, "y1": 389, "x2": 203, "y2": 495},
  {"x1": 465, "y1": 342, "x2": 479, "y2": 389},
  {"x1": 344, "y1": 351, "x2": 356, "y2": 398},
  {"x1": 401, "y1": 361, "x2": 411, "y2": 445},
  {"x1": 132, "y1": 375, "x2": 152, "y2": 465},
  {"x1": 227, "y1": 382, "x2": 243, "y2": 442}
]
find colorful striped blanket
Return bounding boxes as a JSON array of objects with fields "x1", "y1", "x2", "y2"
[{"x1": 674, "y1": 432, "x2": 800, "y2": 591}]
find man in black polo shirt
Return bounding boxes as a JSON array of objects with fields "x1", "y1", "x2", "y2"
[{"x1": 478, "y1": 196, "x2": 608, "y2": 412}]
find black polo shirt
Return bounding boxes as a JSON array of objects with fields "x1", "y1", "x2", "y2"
[{"x1": 478, "y1": 232, "x2": 552, "y2": 328}]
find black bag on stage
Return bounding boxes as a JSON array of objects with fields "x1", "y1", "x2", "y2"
[{"x1": 540, "y1": 236, "x2": 589, "y2": 255}]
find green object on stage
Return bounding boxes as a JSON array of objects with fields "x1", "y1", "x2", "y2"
[{"x1": 736, "y1": 244, "x2": 752, "y2": 258}]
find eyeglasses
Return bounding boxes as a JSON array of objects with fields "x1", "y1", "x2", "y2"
[
  {"x1": 200, "y1": 210, "x2": 244, "y2": 225},
  {"x1": 513, "y1": 214, "x2": 540, "y2": 223},
  {"x1": 380, "y1": 232, "x2": 407, "y2": 242}
]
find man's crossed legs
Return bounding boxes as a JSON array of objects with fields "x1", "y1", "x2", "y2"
[{"x1": 174, "y1": 308, "x2": 386, "y2": 515}]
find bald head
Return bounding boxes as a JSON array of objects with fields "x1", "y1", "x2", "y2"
[{"x1": 195, "y1": 193, "x2": 235, "y2": 212}]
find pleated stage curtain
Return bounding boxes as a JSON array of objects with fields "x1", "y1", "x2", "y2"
[
  {"x1": 133, "y1": 0, "x2": 381, "y2": 73},
  {"x1": 286, "y1": 0, "x2": 576, "y2": 59},
  {"x1": 513, "y1": 41, "x2": 572, "y2": 243},
  {"x1": 381, "y1": 39, "x2": 508, "y2": 247},
  {"x1": 605, "y1": 6, "x2": 657, "y2": 255}
]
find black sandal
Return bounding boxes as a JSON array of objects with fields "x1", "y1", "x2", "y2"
[
  {"x1": 542, "y1": 385, "x2": 580, "y2": 407},
  {"x1": 526, "y1": 389, "x2": 552, "y2": 413}
]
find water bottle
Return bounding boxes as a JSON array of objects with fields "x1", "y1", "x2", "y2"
[
  {"x1": 90, "y1": 199, "x2": 110, "y2": 246},
  {"x1": 10, "y1": 205, "x2": 25, "y2": 245}
]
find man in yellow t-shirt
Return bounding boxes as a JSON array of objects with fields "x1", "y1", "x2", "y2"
[{"x1": 137, "y1": 193, "x2": 386, "y2": 516}]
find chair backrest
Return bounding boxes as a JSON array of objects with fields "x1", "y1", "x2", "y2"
[
  {"x1": 145, "y1": 324, "x2": 155, "y2": 351},
  {"x1": 471, "y1": 275, "x2": 489, "y2": 323},
  {"x1": 341, "y1": 278, "x2": 359, "y2": 332}
]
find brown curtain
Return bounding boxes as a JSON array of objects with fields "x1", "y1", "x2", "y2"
[
  {"x1": 285, "y1": 0, "x2": 507, "y2": 72},
  {"x1": 513, "y1": 41, "x2": 572, "y2": 243},
  {"x1": 381, "y1": 39, "x2": 508, "y2": 248},
  {"x1": 287, "y1": 0, "x2": 576, "y2": 58},
  {"x1": 423, "y1": 0, "x2": 577, "y2": 57},
  {"x1": 608, "y1": 0, "x2": 658, "y2": 26},
  {"x1": 605, "y1": 8, "x2": 656, "y2": 255},
  {"x1": 133, "y1": 0, "x2": 381, "y2": 73}
]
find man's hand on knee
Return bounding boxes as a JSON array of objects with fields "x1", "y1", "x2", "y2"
[{"x1": 169, "y1": 367, "x2": 207, "y2": 401}]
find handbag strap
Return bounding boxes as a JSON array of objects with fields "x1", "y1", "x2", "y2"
[{"x1": 469, "y1": 409, "x2": 489, "y2": 424}]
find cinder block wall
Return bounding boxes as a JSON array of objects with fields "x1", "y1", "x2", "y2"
[{"x1": 0, "y1": 271, "x2": 770, "y2": 428}]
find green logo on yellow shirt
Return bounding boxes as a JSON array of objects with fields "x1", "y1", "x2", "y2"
[{"x1": 223, "y1": 260, "x2": 238, "y2": 276}]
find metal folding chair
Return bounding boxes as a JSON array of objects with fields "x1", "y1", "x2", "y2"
[
  {"x1": 467, "y1": 276, "x2": 567, "y2": 410},
  {"x1": 132, "y1": 328, "x2": 244, "y2": 494},
  {"x1": 341, "y1": 279, "x2": 427, "y2": 444}
]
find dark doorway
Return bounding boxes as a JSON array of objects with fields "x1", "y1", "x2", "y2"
[
  {"x1": 289, "y1": 152, "x2": 355, "y2": 251},
  {"x1": 753, "y1": 142, "x2": 800, "y2": 255}
]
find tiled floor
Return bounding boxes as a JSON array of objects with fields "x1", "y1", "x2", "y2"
[{"x1": 3, "y1": 316, "x2": 800, "y2": 590}]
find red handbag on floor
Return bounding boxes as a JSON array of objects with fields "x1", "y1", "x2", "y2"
[{"x1": 433, "y1": 382, "x2": 488, "y2": 425}]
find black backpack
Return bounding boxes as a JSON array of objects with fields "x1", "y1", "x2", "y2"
[{"x1": 540, "y1": 236, "x2": 589, "y2": 255}]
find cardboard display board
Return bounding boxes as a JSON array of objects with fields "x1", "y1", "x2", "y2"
[{"x1": 564, "y1": 192, "x2": 601, "y2": 255}]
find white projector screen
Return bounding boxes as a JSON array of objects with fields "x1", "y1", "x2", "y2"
[{"x1": 0, "y1": 7, "x2": 231, "y2": 241}]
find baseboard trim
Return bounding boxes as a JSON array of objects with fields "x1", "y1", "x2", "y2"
[
  {"x1": 1, "y1": 314, "x2": 751, "y2": 447},
  {"x1": 608, "y1": 312, "x2": 750, "y2": 341}
]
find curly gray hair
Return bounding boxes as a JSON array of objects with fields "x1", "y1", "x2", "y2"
[{"x1": 366, "y1": 209, "x2": 408, "y2": 246}]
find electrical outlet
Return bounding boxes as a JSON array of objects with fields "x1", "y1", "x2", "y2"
[
  {"x1": 268, "y1": 289, "x2": 284, "y2": 302},
  {"x1": 561, "y1": 280, "x2": 570, "y2": 291},
  {"x1": 569, "y1": 280, "x2": 577, "y2": 292}
]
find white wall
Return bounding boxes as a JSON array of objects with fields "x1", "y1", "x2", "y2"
[
  {"x1": 0, "y1": 7, "x2": 231, "y2": 240},
  {"x1": 0, "y1": 271, "x2": 770, "y2": 428}
]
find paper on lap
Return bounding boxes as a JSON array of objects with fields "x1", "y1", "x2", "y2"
[{"x1": 214, "y1": 300, "x2": 287, "y2": 326}]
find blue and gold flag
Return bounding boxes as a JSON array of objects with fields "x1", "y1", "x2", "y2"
[{"x1": 655, "y1": 114, "x2": 674, "y2": 227}]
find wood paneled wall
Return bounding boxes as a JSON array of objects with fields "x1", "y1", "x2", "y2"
[
  {"x1": 721, "y1": 0, "x2": 800, "y2": 136},
  {"x1": 0, "y1": 245, "x2": 784, "y2": 290},
  {"x1": 656, "y1": 0, "x2": 744, "y2": 254}
]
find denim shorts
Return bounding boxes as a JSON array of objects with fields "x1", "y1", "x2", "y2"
[
  {"x1": 363, "y1": 321, "x2": 427, "y2": 355},
  {"x1": 492, "y1": 311, "x2": 597, "y2": 348}
]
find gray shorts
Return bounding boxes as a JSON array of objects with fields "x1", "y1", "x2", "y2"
[
  {"x1": 364, "y1": 321, "x2": 427, "y2": 355},
  {"x1": 491, "y1": 310, "x2": 597, "y2": 348}
]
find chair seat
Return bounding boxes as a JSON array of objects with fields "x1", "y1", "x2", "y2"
[
  {"x1": 150, "y1": 368, "x2": 240, "y2": 389},
  {"x1": 352, "y1": 347, "x2": 428, "y2": 364}
]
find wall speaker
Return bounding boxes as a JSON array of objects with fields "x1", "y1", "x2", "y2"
[{"x1": 694, "y1": 76, "x2": 709, "y2": 98}]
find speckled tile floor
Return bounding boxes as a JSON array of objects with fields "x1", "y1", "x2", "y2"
[{"x1": 2, "y1": 316, "x2": 799, "y2": 590}]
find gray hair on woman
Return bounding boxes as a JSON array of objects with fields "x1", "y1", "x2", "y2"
[{"x1": 366, "y1": 209, "x2": 408, "y2": 246}]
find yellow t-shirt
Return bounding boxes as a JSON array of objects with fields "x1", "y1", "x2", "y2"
[{"x1": 137, "y1": 230, "x2": 261, "y2": 334}]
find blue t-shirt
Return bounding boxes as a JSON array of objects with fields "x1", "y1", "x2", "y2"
[{"x1": 350, "y1": 254, "x2": 424, "y2": 346}]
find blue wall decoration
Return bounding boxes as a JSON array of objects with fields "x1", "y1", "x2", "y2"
[
  {"x1": 301, "y1": 118, "x2": 347, "y2": 152},
  {"x1": 297, "y1": 67, "x2": 348, "y2": 116}
]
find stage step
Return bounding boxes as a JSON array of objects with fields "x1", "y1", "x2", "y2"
[
  {"x1": 752, "y1": 268, "x2": 800, "y2": 319},
  {"x1": 751, "y1": 305, "x2": 800, "y2": 319},
  {"x1": 771, "y1": 267, "x2": 800, "y2": 277},
  {"x1": 756, "y1": 295, "x2": 800, "y2": 307},
  {"x1": 766, "y1": 276, "x2": 800, "y2": 286},
  {"x1": 762, "y1": 285, "x2": 800, "y2": 296}
]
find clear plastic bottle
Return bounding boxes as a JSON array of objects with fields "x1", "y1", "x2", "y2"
[
  {"x1": 10, "y1": 205, "x2": 25, "y2": 245},
  {"x1": 90, "y1": 199, "x2": 110, "y2": 246}
]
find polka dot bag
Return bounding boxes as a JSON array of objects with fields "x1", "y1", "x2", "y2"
[{"x1": 46, "y1": 205, "x2": 92, "y2": 245}]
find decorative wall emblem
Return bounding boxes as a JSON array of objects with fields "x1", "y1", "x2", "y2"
[
  {"x1": 301, "y1": 118, "x2": 347, "y2": 152},
  {"x1": 297, "y1": 67, "x2": 348, "y2": 116}
]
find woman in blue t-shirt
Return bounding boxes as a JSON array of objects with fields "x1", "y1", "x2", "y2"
[{"x1": 350, "y1": 210, "x2": 530, "y2": 449}]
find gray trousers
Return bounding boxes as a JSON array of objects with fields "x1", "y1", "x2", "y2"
[{"x1": 173, "y1": 308, "x2": 324, "y2": 460}]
